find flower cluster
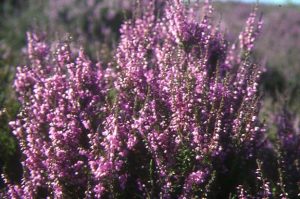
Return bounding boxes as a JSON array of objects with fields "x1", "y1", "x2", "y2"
[
  {"x1": 3, "y1": 0, "x2": 270, "y2": 198},
  {"x1": 109, "y1": 1, "x2": 264, "y2": 197},
  {"x1": 5, "y1": 32, "x2": 109, "y2": 198}
]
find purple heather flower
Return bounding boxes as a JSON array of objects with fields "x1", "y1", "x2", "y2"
[{"x1": 4, "y1": 1, "x2": 266, "y2": 198}]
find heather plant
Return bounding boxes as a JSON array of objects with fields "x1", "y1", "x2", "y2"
[
  {"x1": 108, "y1": 1, "x2": 264, "y2": 197},
  {"x1": 2, "y1": 0, "x2": 276, "y2": 198},
  {"x1": 214, "y1": 2, "x2": 300, "y2": 113},
  {"x1": 0, "y1": 0, "x2": 132, "y2": 191},
  {"x1": 3, "y1": 32, "x2": 110, "y2": 198},
  {"x1": 0, "y1": 0, "x2": 46, "y2": 190}
]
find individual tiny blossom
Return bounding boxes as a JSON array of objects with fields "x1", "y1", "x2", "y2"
[
  {"x1": 4, "y1": 0, "x2": 266, "y2": 198},
  {"x1": 237, "y1": 185, "x2": 249, "y2": 199}
]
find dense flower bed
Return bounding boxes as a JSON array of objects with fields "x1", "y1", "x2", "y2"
[{"x1": 1, "y1": 0, "x2": 299, "y2": 198}]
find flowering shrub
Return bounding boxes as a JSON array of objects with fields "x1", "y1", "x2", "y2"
[
  {"x1": 5, "y1": 0, "x2": 297, "y2": 198},
  {"x1": 214, "y1": 2, "x2": 300, "y2": 116},
  {"x1": 111, "y1": 1, "x2": 264, "y2": 198},
  {"x1": 3, "y1": 32, "x2": 110, "y2": 198}
]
